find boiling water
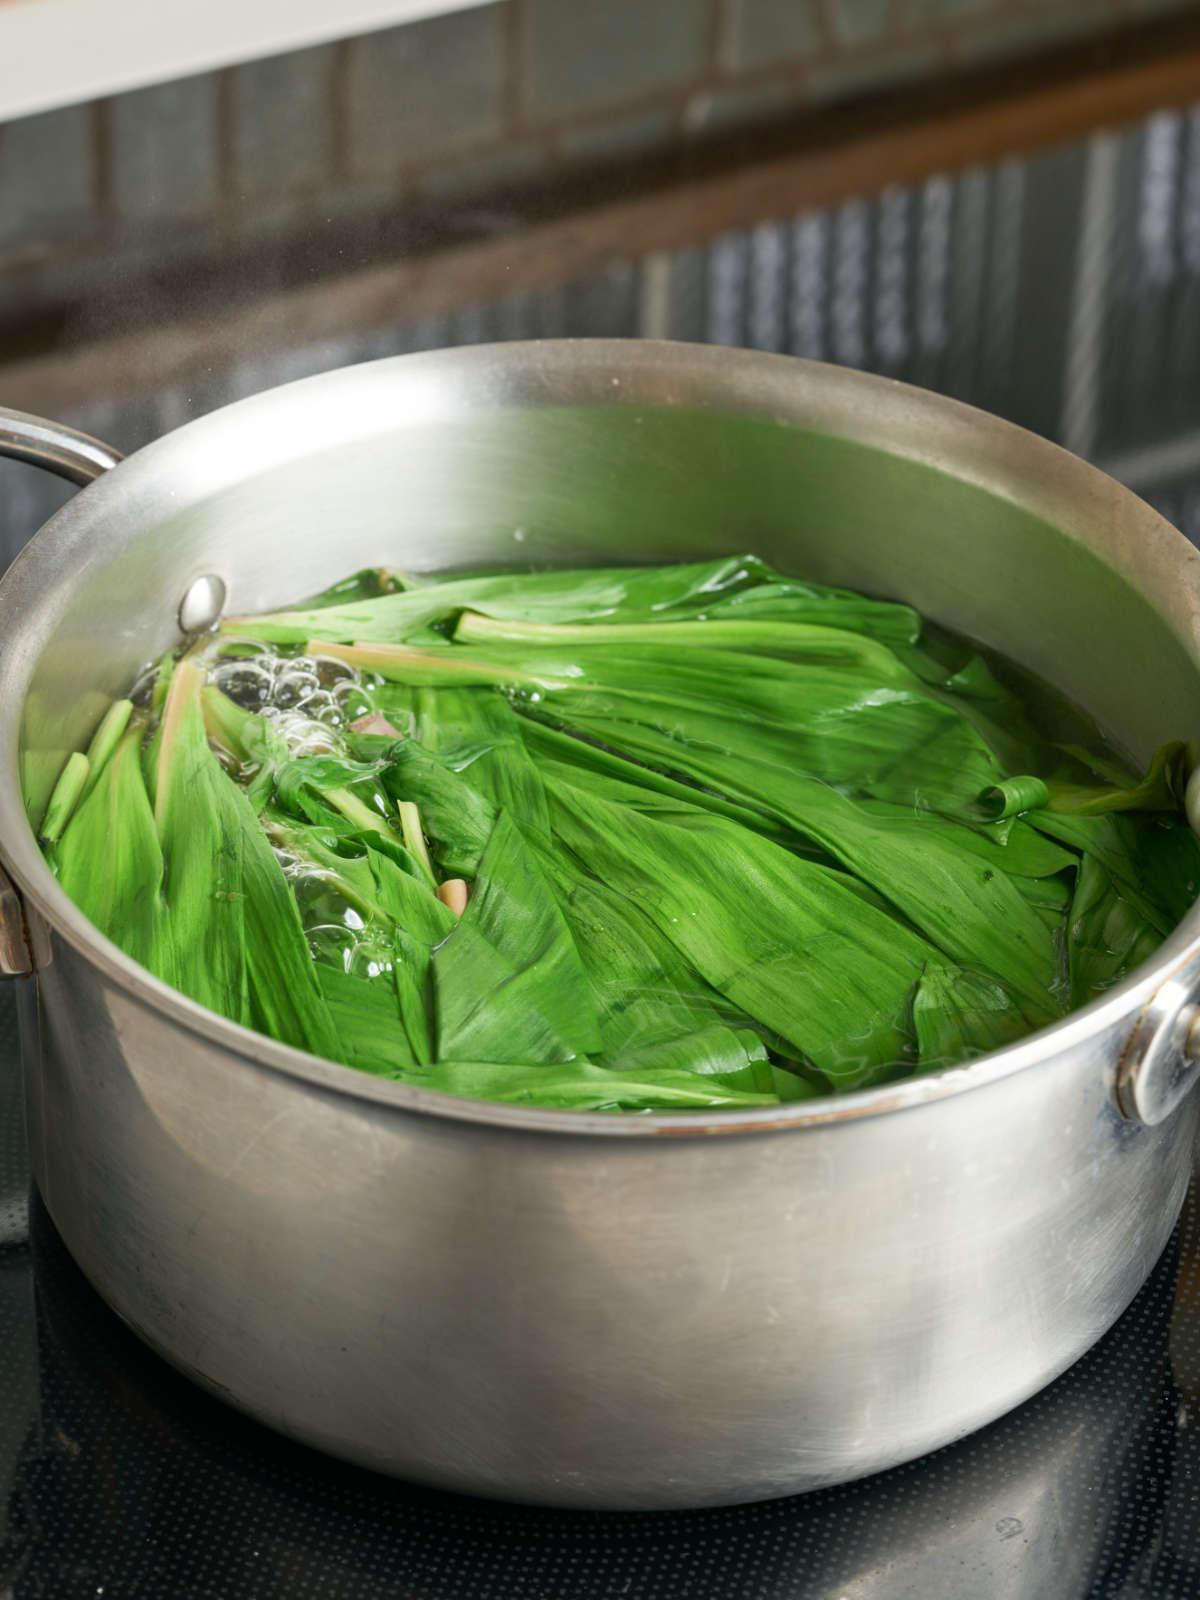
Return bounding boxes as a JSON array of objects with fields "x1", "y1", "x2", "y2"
[{"x1": 207, "y1": 645, "x2": 403, "y2": 977}]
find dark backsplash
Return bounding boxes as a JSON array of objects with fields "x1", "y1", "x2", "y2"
[
  {"x1": 9, "y1": 94, "x2": 1200, "y2": 569},
  {"x1": 1, "y1": 0, "x2": 1193, "y2": 332}
]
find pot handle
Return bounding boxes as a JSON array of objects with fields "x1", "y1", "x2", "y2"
[
  {"x1": 1115, "y1": 947, "x2": 1200, "y2": 1125},
  {"x1": 0, "y1": 864, "x2": 32, "y2": 979},
  {"x1": 0, "y1": 407, "x2": 123, "y2": 485},
  {"x1": 0, "y1": 407, "x2": 121, "y2": 979}
]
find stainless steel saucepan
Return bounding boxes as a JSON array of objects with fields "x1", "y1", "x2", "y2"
[{"x1": 0, "y1": 341, "x2": 1198, "y2": 1511}]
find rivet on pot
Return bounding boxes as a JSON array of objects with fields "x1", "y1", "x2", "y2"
[{"x1": 179, "y1": 573, "x2": 227, "y2": 634}]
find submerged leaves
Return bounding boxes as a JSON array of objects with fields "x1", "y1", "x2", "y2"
[{"x1": 41, "y1": 555, "x2": 1200, "y2": 1111}]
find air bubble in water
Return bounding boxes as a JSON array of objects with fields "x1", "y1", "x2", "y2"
[
  {"x1": 306, "y1": 924, "x2": 358, "y2": 969},
  {"x1": 348, "y1": 940, "x2": 393, "y2": 980},
  {"x1": 272, "y1": 713, "x2": 342, "y2": 757},
  {"x1": 212, "y1": 658, "x2": 276, "y2": 710},
  {"x1": 273, "y1": 666, "x2": 321, "y2": 710},
  {"x1": 316, "y1": 655, "x2": 356, "y2": 687},
  {"x1": 208, "y1": 648, "x2": 365, "y2": 741}
]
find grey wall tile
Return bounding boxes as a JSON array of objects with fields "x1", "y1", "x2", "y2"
[
  {"x1": 315, "y1": 176, "x2": 410, "y2": 225},
  {"x1": 0, "y1": 249, "x2": 112, "y2": 322},
  {"x1": 110, "y1": 75, "x2": 220, "y2": 219},
  {"x1": 956, "y1": 1, "x2": 1120, "y2": 64},
  {"x1": 685, "y1": 77, "x2": 808, "y2": 135},
  {"x1": 560, "y1": 106, "x2": 678, "y2": 163},
  {"x1": 904, "y1": 0, "x2": 997, "y2": 19},
  {"x1": 217, "y1": 193, "x2": 322, "y2": 247},
  {"x1": 231, "y1": 42, "x2": 336, "y2": 200},
  {"x1": 406, "y1": 310, "x2": 453, "y2": 351},
  {"x1": 522, "y1": 0, "x2": 710, "y2": 122},
  {"x1": 0, "y1": 104, "x2": 95, "y2": 252},
  {"x1": 564, "y1": 261, "x2": 639, "y2": 336},
  {"x1": 450, "y1": 301, "x2": 493, "y2": 343},
  {"x1": 347, "y1": 6, "x2": 504, "y2": 175},
  {"x1": 999, "y1": 140, "x2": 1089, "y2": 441},
  {"x1": 418, "y1": 139, "x2": 549, "y2": 198},
  {"x1": 491, "y1": 287, "x2": 541, "y2": 340},
  {"x1": 828, "y1": 0, "x2": 895, "y2": 47},
  {"x1": 807, "y1": 40, "x2": 942, "y2": 103},
  {"x1": 662, "y1": 245, "x2": 709, "y2": 340},
  {"x1": 726, "y1": 0, "x2": 823, "y2": 72}
]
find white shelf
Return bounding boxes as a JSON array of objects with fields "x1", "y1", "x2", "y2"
[{"x1": 0, "y1": 0, "x2": 494, "y2": 122}]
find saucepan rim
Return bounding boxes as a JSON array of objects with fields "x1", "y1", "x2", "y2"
[{"x1": 0, "y1": 339, "x2": 1196, "y2": 1136}]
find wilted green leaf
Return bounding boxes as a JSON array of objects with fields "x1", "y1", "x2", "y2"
[
  {"x1": 433, "y1": 812, "x2": 602, "y2": 1064},
  {"x1": 43, "y1": 557, "x2": 1200, "y2": 1112}
]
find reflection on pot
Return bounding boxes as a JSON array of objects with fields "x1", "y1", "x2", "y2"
[{"x1": 0, "y1": 1190, "x2": 1187, "y2": 1599}]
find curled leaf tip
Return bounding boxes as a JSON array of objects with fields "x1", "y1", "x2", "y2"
[{"x1": 977, "y1": 776, "x2": 1049, "y2": 820}]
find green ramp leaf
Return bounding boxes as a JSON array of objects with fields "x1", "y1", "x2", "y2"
[{"x1": 433, "y1": 811, "x2": 602, "y2": 1064}]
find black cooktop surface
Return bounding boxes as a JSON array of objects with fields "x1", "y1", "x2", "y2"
[{"x1": 0, "y1": 986, "x2": 1197, "y2": 1600}]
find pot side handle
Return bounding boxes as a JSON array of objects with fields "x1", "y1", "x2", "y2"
[
  {"x1": 1115, "y1": 947, "x2": 1200, "y2": 1126},
  {"x1": 0, "y1": 408, "x2": 122, "y2": 978},
  {"x1": 0, "y1": 407, "x2": 123, "y2": 485},
  {"x1": 0, "y1": 864, "x2": 32, "y2": 979}
]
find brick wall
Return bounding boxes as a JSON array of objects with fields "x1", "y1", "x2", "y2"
[{"x1": 0, "y1": 0, "x2": 1193, "y2": 332}]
